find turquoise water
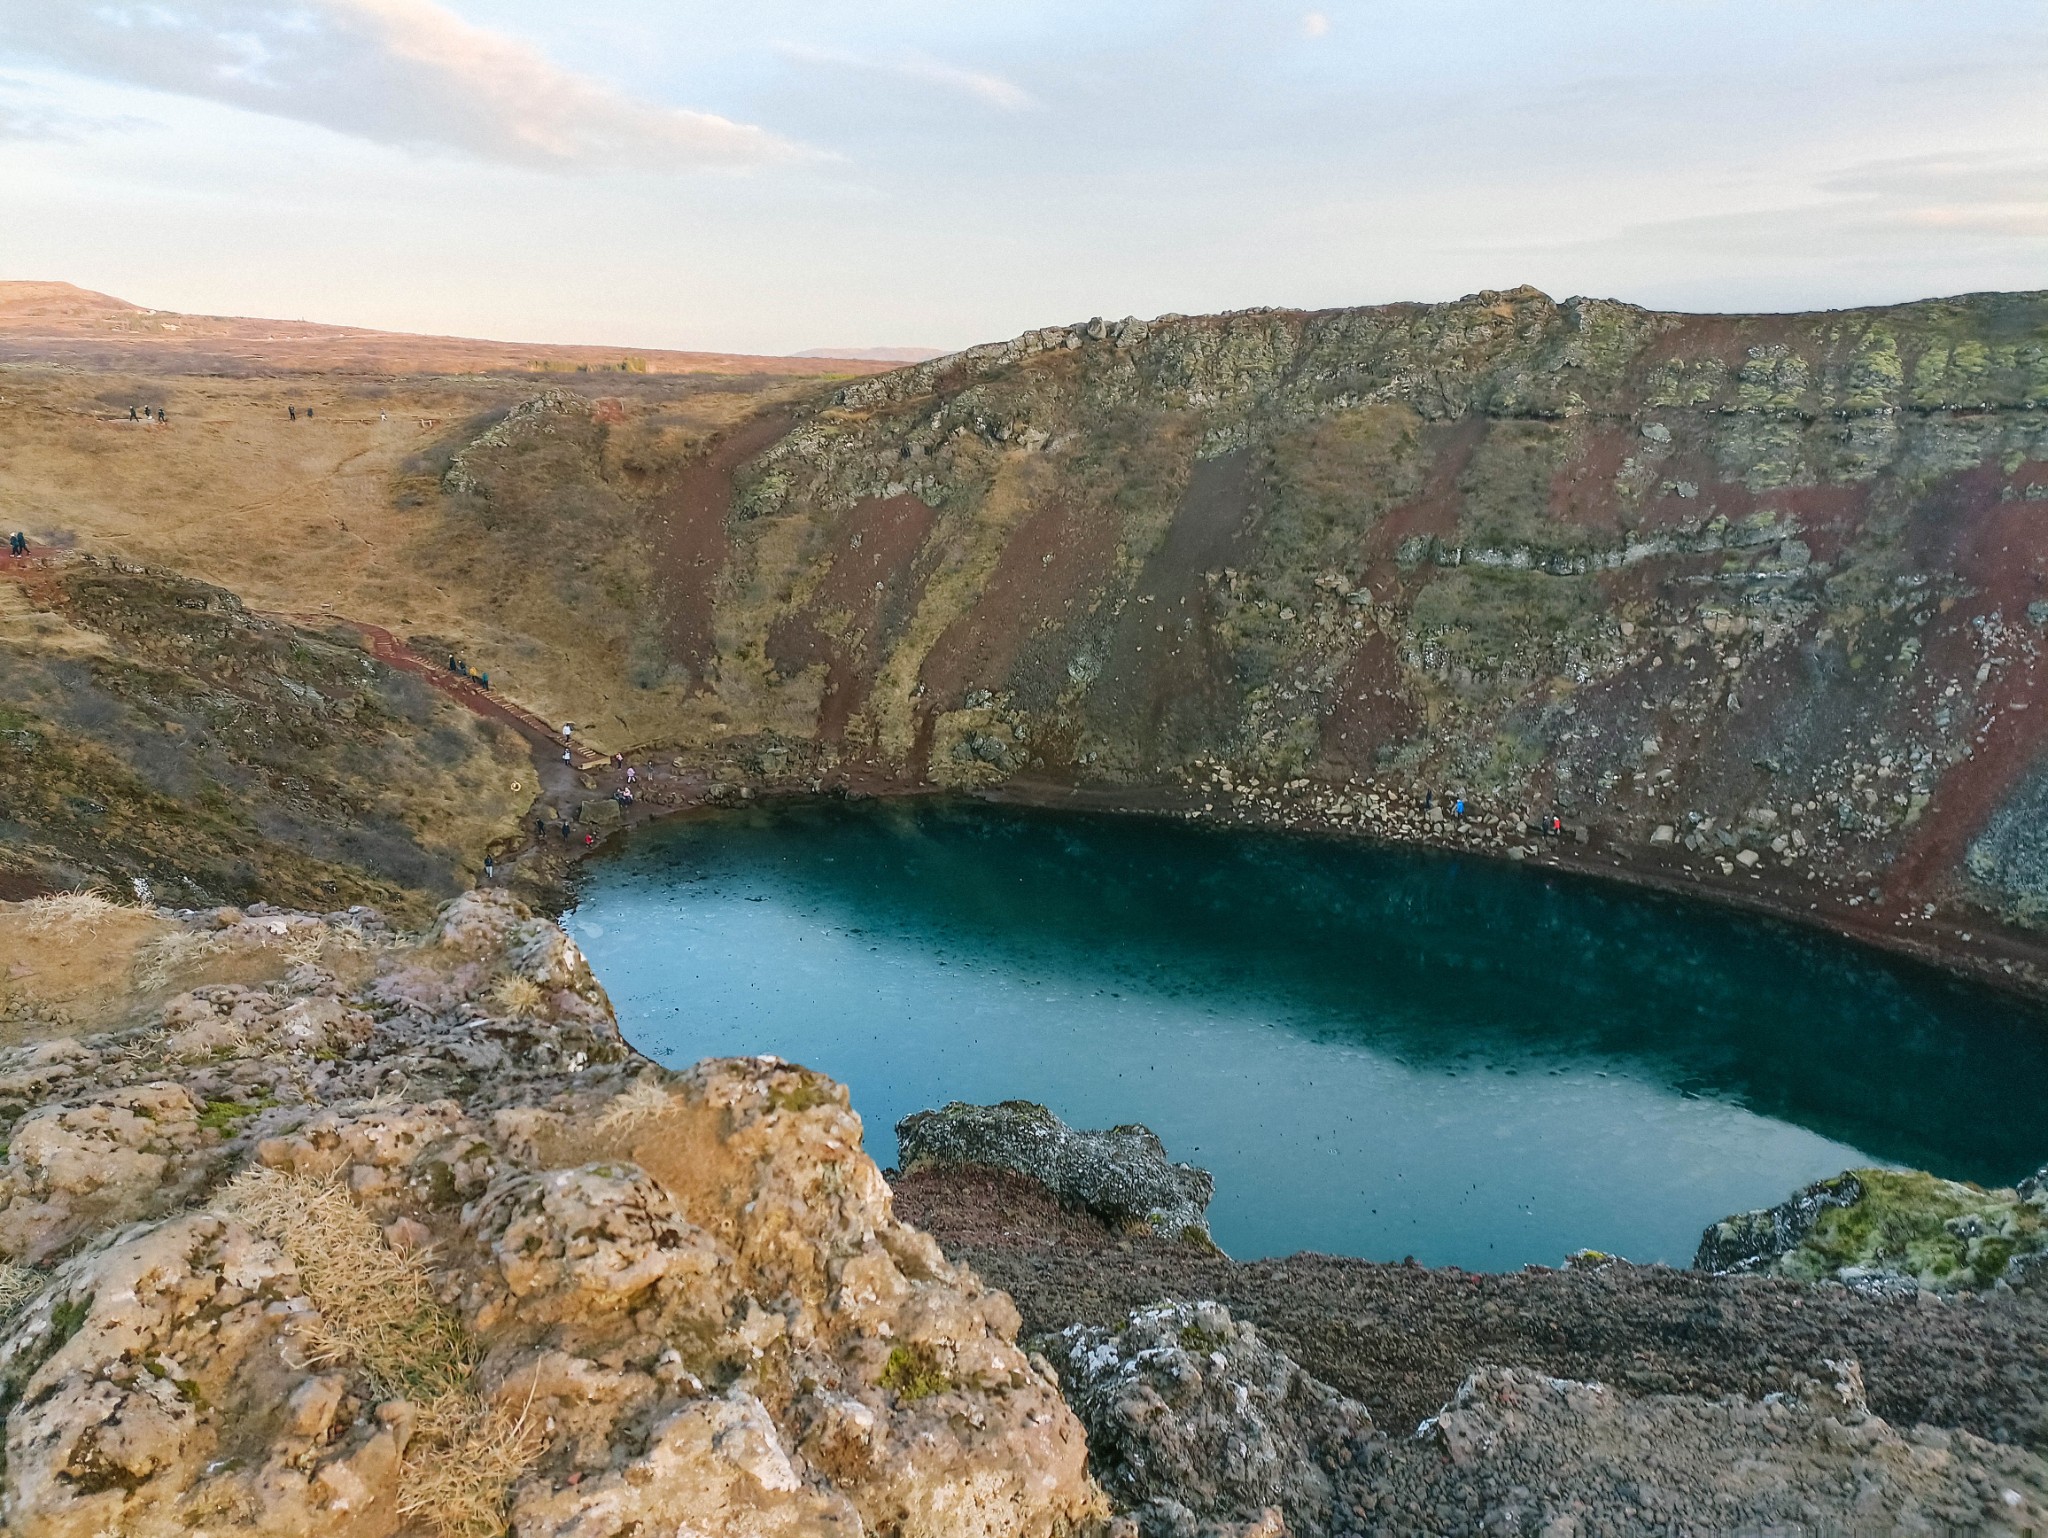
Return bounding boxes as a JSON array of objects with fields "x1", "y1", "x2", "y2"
[{"x1": 566, "y1": 799, "x2": 2048, "y2": 1269}]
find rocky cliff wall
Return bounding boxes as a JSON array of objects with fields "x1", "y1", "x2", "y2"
[{"x1": 564, "y1": 287, "x2": 2048, "y2": 979}]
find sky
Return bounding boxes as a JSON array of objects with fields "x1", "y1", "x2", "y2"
[{"x1": 0, "y1": 1, "x2": 2044, "y2": 356}]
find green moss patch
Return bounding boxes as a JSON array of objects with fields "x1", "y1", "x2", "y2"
[
  {"x1": 878, "y1": 1343, "x2": 951, "y2": 1402},
  {"x1": 1783, "y1": 1169, "x2": 2048, "y2": 1290},
  {"x1": 196, "y1": 1097, "x2": 272, "y2": 1134}
]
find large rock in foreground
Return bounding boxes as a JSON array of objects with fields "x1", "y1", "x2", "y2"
[
  {"x1": 0, "y1": 892, "x2": 1104, "y2": 1538},
  {"x1": 1696, "y1": 1167, "x2": 2048, "y2": 1292},
  {"x1": 1039, "y1": 1300, "x2": 1372, "y2": 1537},
  {"x1": 896, "y1": 1101, "x2": 1215, "y2": 1246}
]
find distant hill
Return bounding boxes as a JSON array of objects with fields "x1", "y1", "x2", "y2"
[
  {"x1": 795, "y1": 346, "x2": 950, "y2": 363},
  {"x1": 0, "y1": 282, "x2": 891, "y2": 379}
]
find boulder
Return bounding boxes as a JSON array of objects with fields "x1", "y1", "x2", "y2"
[
  {"x1": 1038, "y1": 1300, "x2": 1371, "y2": 1538},
  {"x1": 896, "y1": 1100, "x2": 1214, "y2": 1244},
  {"x1": 576, "y1": 798, "x2": 624, "y2": 833}
]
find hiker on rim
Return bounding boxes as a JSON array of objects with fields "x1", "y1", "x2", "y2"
[{"x1": 289, "y1": 406, "x2": 297, "y2": 421}]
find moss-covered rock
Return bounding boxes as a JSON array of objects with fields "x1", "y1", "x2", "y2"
[{"x1": 1696, "y1": 1168, "x2": 2048, "y2": 1291}]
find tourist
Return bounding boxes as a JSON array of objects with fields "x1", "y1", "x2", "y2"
[
  {"x1": 483, "y1": 855, "x2": 495, "y2": 882},
  {"x1": 624, "y1": 765, "x2": 635, "y2": 786},
  {"x1": 289, "y1": 406, "x2": 297, "y2": 421},
  {"x1": 129, "y1": 405, "x2": 138, "y2": 421},
  {"x1": 1453, "y1": 797, "x2": 1465, "y2": 818}
]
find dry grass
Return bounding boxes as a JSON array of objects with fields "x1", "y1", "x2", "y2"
[
  {"x1": 487, "y1": 973, "x2": 545, "y2": 1019},
  {"x1": 219, "y1": 1168, "x2": 545, "y2": 1538},
  {"x1": 133, "y1": 927, "x2": 230, "y2": 992},
  {"x1": 0, "y1": 365, "x2": 807, "y2": 753},
  {"x1": 592, "y1": 1077, "x2": 674, "y2": 1138},
  {"x1": 0, "y1": 1262, "x2": 42, "y2": 1322},
  {"x1": 20, "y1": 891, "x2": 126, "y2": 935}
]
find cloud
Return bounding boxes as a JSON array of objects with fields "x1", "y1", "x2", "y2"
[
  {"x1": 0, "y1": 0, "x2": 794, "y2": 169},
  {"x1": 779, "y1": 43, "x2": 1037, "y2": 111},
  {"x1": 0, "y1": 74, "x2": 152, "y2": 143},
  {"x1": 1302, "y1": 12, "x2": 1332, "y2": 39}
]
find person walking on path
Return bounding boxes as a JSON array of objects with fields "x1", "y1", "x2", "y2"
[{"x1": 483, "y1": 854, "x2": 495, "y2": 882}]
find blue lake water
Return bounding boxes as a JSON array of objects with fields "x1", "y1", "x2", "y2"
[{"x1": 565, "y1": 798, "x2": 2048, "y2": 1269}]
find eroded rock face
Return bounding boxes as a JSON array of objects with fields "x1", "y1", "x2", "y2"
[
  {"x1": 1697, "y1": 1167, "x2": 2048, "y2": 1291},
  {"x1": 1040, "y1": 1300, "x2": 1372, "y2": 1537},
  {"x1": 0, "y1": 891, "x2": 1104, "y2": 1538},
  {"x1": 0, "y1": 1083, "x2": 211, "y2": 1264},
  {"x1": 897, "y1": 1101, "x2": 1215, "y2": 1245}
]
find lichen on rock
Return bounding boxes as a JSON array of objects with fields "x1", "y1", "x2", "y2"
[{"x1": 896, "y1": 1100, "x2": 1216, "y2": 1246}]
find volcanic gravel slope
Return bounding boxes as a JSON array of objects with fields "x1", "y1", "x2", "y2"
[{"x1": 893, "y1": 1168, "x2": 2048, "y2": 1452}]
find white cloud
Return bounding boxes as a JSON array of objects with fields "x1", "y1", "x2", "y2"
[
  {"x1": 1302, "y1": 12, "x2": 1332, "y2": 39},
  {"x1": 779, "y1": 43, "x2": 1037, "y2": 111},
  {"x1": 0, "y1": 73, "x2": 152, "y2": 143},
  {"x1": 0, "y1": 0, "x2": 794, "y2": 169}
]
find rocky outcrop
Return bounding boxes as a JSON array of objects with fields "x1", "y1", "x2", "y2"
[
  {"x1": 896, "y1": 1101, "x2": 1215, "y2": 1245},
  {"x1": 1697, "y1": 1167, "x2": 2048, "y2": 1291},
  {"x1": 1039, "y1": 1300, "x2": 1372, "y2": 1537},
  {"x1": 0, "y1": 892, "x2": 1104, "y2": 1538}
]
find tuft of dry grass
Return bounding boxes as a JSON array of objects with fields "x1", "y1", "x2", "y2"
[
  {"x1": 219, "y1": 1168, "x2": 545, "y2": 1537},
  {"x1": 487, "y1": 973, "x2": 545, "y2": 1019},
  {"x1": 592, "y1": 1077, "x2": 674, "y2": 1139},
  {"x1": 21, "y1": 891, "x2": 125, "y2": 935},
  {"x1": 397, "y1": 1390, "x2": 550, "y2": 1538},
  {"x1": 133, "y1": 927, "x2": 229, "y2": 992}
]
